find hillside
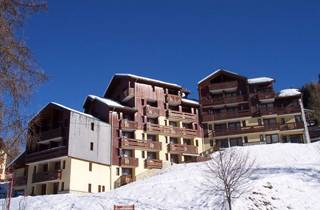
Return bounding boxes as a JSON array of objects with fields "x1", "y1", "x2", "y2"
[{"x1": 6, "y1": 142, "x2": 320, "y2": 210}]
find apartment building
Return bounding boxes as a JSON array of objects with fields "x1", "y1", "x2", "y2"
[
  {"x1": 12, "y1": 74, "x2": 203, "y2": 195},
  {"x1": 198, "y1": 69, "x2": 308, "y2": 151},
  {"x1": 83, "y1": 74, "x2": 203, "y2": 187},
  {"x1": 12, "y1": 102, "x2": 111, "y2": 196}
]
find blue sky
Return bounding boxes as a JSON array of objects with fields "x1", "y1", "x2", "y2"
[{"x1": 24, "y1": 0, "x2": 320, "y2": 114}]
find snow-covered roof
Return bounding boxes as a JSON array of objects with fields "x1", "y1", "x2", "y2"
[
  {"x1": 248, "y1": 77, "x2": 274, "y2": 84},
  {"x1": 51, "y1": 102, "x2": 97, "y2": 119},
  {"x1": 198, "y1": 69, "x2": 240, "y2": 84},
  {"x1": 115, "y1": 73, "x2": 182, "y2": 88},
  {"x1": 278, "y1": 89, "x2": 301, "y2": 97},
  {"x1": 87, "y1": 95, "x2": 124, "y2": 108},
  {"x1": 181, "y1": 98, "x2": 199, "y2": 105}
]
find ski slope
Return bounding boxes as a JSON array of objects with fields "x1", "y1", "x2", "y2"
[{"x1": 6, "y1": 142, "x2": 320, "y2": 210}]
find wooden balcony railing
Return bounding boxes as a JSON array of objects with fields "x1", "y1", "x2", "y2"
[
  {"x1": 202, "y1": 110, "x2": 251, "y2": 121},
  {"x1": 114, "y1": 175, "x2": 135, "y2": 188},
  {"x1": 280, "y1": 122, "x2": 304, "y2": 131},
  {"x1": 166, "y1": 94, "x2": 181, "y2": 105},
  {"x1": 26, "y1": 146, "x2": 68, "y2": 163},
  {"x1": 120, "y1": 157, "x2": 138, "y2": 168},
  {"x1": 259, "y1": 107, "x2": 276, "y2": 115},
  {"x1": 277, "y1": 106, "x2": 301, "y2": 115},
  {"x1": 167, "y1": 110, "x2": 197, "y2": 122},
  {"x1": 120, "y1": 138, "x2": 162, "y2": 151},
  {"x1": 32, "y1": 170, "x2": 61, "y2": 183},
  {"x1": 38, "y1": 127, "x2": 64, "y2": 141},
  {"x1": 183, "y1": 128, "x2": 198, "y2": 137},
  {"x1": 209, "y1": 81, "x2": 238, "y2": 91},
  {"x1": 145, "y1": 159, "x2": 163, "y2": 169},
  {"x1": 122, "y1": 87, "x2": 135, "y2": 102},
  {"x1": 145, "y1": 123, "x2": 163, "y2": 134},
  {"x1": 168, "y1": 144, "x2": 198, "y2": 154},
  {"x1": 257, "y1": 91, "x2": 276, "y2": 100},
  {"x1": 121, "y1": 119, "x2": 138, "y2": 130},
  {"x1": 202, "y1": 95, "x2": 246, "y2": 106},
  {"x1": 164, "y1": 126, "x2": 183, "y2": 137},
  {"x1": 14, "y1": 176, "x2": 27, "y2": 186},
  {"x1": 144, "y1": 106, "x2": 160, "y2": 118}
]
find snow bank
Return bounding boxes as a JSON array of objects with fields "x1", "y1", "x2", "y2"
[
  {"x1": 278, "y1": 89, "x2": 301, "y2": 97},
  {"x1": 6, "y1": 142, "x2": 320, "y2": 210}
]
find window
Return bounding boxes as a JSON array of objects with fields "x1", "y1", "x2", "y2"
[
  {"x1": 88, "y1": 184, "x2": 92, "y2": 193},
  {"x1": 165, "y1": 136, "x2": 168, "y2": 144},
  {"x1": 281, "y1": 118, "x2": 285, "y2": 125},
  {"x1": 142, "y1": 151, "x2": 145, "y2": 158},
  {"x1": 194, "y1": 124, "x2": 198, "y2": 130},
  {"x1": 91, "y1": 123, "x2": 94, "y2": 131},
  {"x1": 61, "y1": 182, "x2": 64, "y2": 191},
  {"x1": 89, "y1": 162, "x2": 92, "y2": 171},
  {"x1": 141, "y1": 99, "x2": 145, "y2": 106},
  {"x1": 244, "y1": 136, "x2": 248, "y2": 144},
  {"x1": 90, "y1": 142, "x2": 94, "y2": 151},
  {"x1": 102, "y1": 186, "x2": 105, "y2": 192},
  {"x1": 98, "y1": 185, "x2": 101, "y2": 192},
  {"x1": 258, "y1": 119, "x2": 262, "y2": 126},
  {"x1": 195, "y1": 140, "x2": 199, "y2": 147},
  {"x1": 260, "y1": 135, "x2": 264, "y2": 142},
  {"x1": 43, "y1": 164, "x2": 48, "y2": 172},
  {"x1": 165, "y1": 153, "x2": 168, "y2": 161},
  {"x1": 242, "y1": 121, "x2": 246, "y2": 127},
  {"x1": 210, "y1": 140, "x2": 214, "y2": 147},
  {"x1": 116, "y1": 168, "x2": 120, "y2": 175},
  {"x1": 62, "y1": 160, "x2": 66, "y2": 169}
]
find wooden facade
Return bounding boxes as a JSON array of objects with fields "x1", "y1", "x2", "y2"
[{"x1": 198, "y1": 69, "x2": 306, "y2": 149}]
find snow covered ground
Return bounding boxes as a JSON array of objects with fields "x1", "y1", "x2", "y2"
[{"x1": 5, "y1": 142, "x2": 320, "y2": 210}]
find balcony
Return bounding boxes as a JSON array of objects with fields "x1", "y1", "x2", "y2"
[
  {"x1": 145, "y1": 159, "x2": 163, "y2": 169},
  {"x1": 122, "y1": 87, "x2": 135, "y2": 102},
  {"x1": 26, "y1": 146, "x2": 68, "y2": 163},
  {"x1": 145, "y1": 123, "x2": 163, "y2": 134},
  {"x1": 257, "y1": 91, "x2": 276, "y2": 101},
  {"x1": 183, "y1": 128, "x2": 198, "y2": 138},
  {"x1": 163, "y1": 126, "x2": 182, "y2": 137},
  {"x1": 14, "y1": 176, "x2": 27, "y2": 186},
  {"x1": 166, "y1": 94, "x2": 181, "y2": 105},
  {"x1": 120, "y1": 157, "x2": 138, "y2": 168},
  {"x1": 32, "y1": 170, "x2": 61, "y2": 183},
  {"x1": 120, "y1": 119, "x2": 138, "y2": 131},
  {"x1": 144, "y1": 106, "x2": 160, "y2": 118},
  {"x1": 209, "y1": 81, "x2": 238, "y2": 93},
  {"x1": 214, "y1": 125, "x2": 268, "y2": 137},
  {"x1": 120, "y1": 138, "x2": 162, "y2": 151},
  {"x1": 167, "y1": 110, "x2": 197, "y2": 122},
  {"x1": 277, "y1": 106, "x2": 301, "y2": 115},
  {"x1": 202, "y1": 110, "x2": 251, "y2": 122},
  {"x1": 201, "y1": 95, "x2": 246, "y2": 107},
  {"x1": 280, "y1": 122, "x2": 304, "y2": 131},
  {"x1": 259, "y1": 107, "x2": 276, "y2": 116},
  {"x1": 36, "y1": 127, "x2": 65, "y2": 142},
  {"x1": 115, "y1": 175, "x2": 135, "y2": 188},
  {"x1": 168, "y1": 144, "x2": 198, "y2": 155}
]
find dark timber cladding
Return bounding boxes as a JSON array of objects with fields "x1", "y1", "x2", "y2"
[
  {"x1": 198, "y1": 69, "x2": 303, "y2": 141},
  {"x1": 92, "y1": 74, "x2": 202, "y2": 167}
]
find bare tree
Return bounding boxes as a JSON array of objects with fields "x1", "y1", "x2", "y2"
[
  {"x1": 0, "y1": 0, "x2": 47, "y2": 160},
  {"x1": 206, "y1": 149, "x2": 255, "y2": 210}
]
